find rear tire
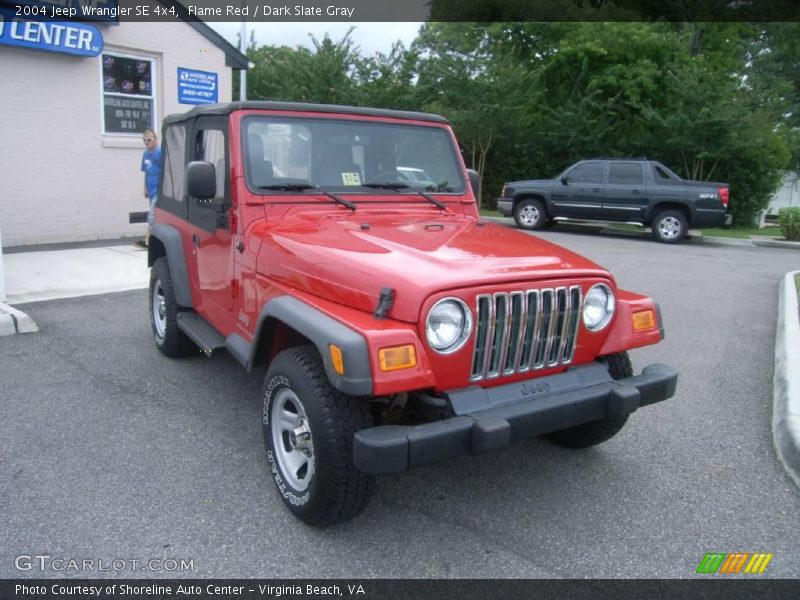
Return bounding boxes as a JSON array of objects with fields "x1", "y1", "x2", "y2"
[
  {"x1": 514, "y1": 198, "x2": 548, "y2": 230},
  {"x1": 545, "y1": 351, "x2": 633, "y2": 449},
  {"x1": 651, "y1": 210, "x2": 688, "y2": 244},
  {"x1": 149, "y1": 257, "x2": 194, "y2": 357},
  {"x1": 262, "y1": 345, "x2": 374, "y2": 527}
]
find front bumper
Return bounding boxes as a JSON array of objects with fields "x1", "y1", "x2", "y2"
[
  {"x1": 353, "y1": 361, "x2": 677, "y2": 474},
  {"x1": 497, "y1": 198, "x2": 513, "y2": 216}
]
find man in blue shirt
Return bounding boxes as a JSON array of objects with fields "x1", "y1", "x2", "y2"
[{"x1": 140, "y1": 128, "x2": 161, "y2": 247}]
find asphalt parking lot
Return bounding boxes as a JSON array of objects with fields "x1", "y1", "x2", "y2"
[{"x1": 1, "y1": 228, "x2": 799, "y2": 579}]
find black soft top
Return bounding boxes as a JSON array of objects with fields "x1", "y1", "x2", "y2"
[{"x1": 162, "y1": 101, "x2": 450, "y2": 125}]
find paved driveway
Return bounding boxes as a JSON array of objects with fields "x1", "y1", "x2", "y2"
[{"x1": 1, "y1": 230, "x2": 798, "y2": 578}]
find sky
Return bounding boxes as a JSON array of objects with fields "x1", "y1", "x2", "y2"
[{"x1": 207, "y1": 22, "x2": 424, "y2": 56}]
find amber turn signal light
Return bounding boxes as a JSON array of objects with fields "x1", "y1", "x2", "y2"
[
  {"x1": 632, "y1": 310, "x2": 655, "y2": 331},
  {"x1": 378, "y1": 345, "x2": 417, "y2": 372},
  {"x1": 329, "y1": 344, "x2": 345, "y2": 375}
]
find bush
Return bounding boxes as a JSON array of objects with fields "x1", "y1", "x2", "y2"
[{"x1": 778, "y1": 207, "x2": 800, "y2": 241}]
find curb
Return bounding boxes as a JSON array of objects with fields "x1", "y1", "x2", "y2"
[
  {"x1": 753, "y1": 237, "x2": 800, "y2": 250},
  {"x1": 0, "y1": 302, "x2": 39, "y2": 336},
  {"x1": 774, "y1": 271, "x2": 800, "y2": 489},
  {"x1": 698, "y1": 235, "x2": 754, "y2": 247}
]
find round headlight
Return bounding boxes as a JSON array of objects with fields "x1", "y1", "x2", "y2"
[
  {"x1": 583, "y1": 284, "x2": 615, "y2": 331},
  {"x1": 426, "y1": 298, "x2": 472, "y2": 354}
]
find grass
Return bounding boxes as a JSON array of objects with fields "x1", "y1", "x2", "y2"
[{"x1": 479, "y1": 208, "x2": 502, "y2": 217}]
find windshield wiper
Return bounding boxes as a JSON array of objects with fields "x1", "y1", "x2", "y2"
[
  {"x1": 256, "y1": 183, "x2": 356, "y2": 211},
  {"x1": 257, "y1": 183, "x2": 315, "y2": 191},
  {"x1": 363, "y1": 182, "x2": 446, "y2": 210}
]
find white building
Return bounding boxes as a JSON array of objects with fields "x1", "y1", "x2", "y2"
[
  {"x1": 0, "y1": 0, "x2": 247, "y2": 247},
  {"x1": 760, "y1": 172, "x2": 799, "y2": 226},
  {"x1": 767, "y1": 172, "x2": 799, "y2": 213}
]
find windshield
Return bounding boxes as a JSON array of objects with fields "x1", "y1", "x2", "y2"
[{"x1": 243, "y1": 117, "x2": 466, "y2": 194}]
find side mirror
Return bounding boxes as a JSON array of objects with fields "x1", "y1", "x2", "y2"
[
  {"x1": 560, "y1": 176, "x2": 569, "y2": 185},
  {"x1": 466, "y1": 169, "x2": 480, "y2": 197},
  {"x1": 186, "y1": 161, "x2": 216, "y2": 200}
]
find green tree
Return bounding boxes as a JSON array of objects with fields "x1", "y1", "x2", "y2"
[
  {"x1": 245, "y1": 30, "x2": 361, "y2": 104},
  {"x1": 516, "y1": 22, "x2": 791, "y2": 224},
  {"x1": 353, "y1": 41, "x2": 421, "y2": 110},
  {"x1": 413, "y1": 23, "x2": 535, "y2": 207}
]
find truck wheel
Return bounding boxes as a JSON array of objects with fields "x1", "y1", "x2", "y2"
[
  {"x1": 651, "y1": 210, "x2": 688, "y2": 243},
  {"x1": 262, "y1": 345, "x2": 374, "y2": 527},
  {"x1": 149, "y1": 257, "x2": 194, "y2": 357},
  {"x1": 545, "y1": 351, "x2": 633, "y2": 449},
  {"x1": 514, "y1": 199, "x2": 547, "y2": 230}
]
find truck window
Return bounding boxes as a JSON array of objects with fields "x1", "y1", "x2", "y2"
[
  {"x1": 565, "y1": 161, "x2": 604, "y2": 184},
  {"x1": 652, "y1": 163, "x2": 681, "y2": 183},
  {"x1": 159, "y1": 123, "x2": 187, "y2": 218},
  {"x1": 196, "y1": 129, "x2": 226, "y2": 204},
  {"x1": 608, "y1": 163, "x2": 644, "y2": 186},
  {"x1": 162, "y1": 124, "x2": 186, "y2": 202}
]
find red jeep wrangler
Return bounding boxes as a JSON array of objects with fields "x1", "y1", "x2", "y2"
[{"x1": 148, "y1": 102, "x2": 677, "y2": 526}]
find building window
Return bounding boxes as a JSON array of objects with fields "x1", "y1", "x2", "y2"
[{"x1": 101, "y1": 52, "x2": 155, "y2": 135}]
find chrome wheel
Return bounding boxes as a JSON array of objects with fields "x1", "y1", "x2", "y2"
[
  {"x1": 658, "y1": 216, "x2": 682, "y2": 240},
  {"x1": 151, "y1": 279, "x2": 166, "y2": 341},
  {"x1": 271, "y1": 388, "x2": 315, "y2": 492},
  {"x1": 519, "y1": 204, "x2": 540, "y2": 227}
]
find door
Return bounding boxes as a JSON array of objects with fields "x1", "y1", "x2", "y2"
[
  {"x1": 551, "y1": 161, "x2": 606, "y2": 218},
  {"x1": 188, "y1": 117, "x2": 235, "y2": 311},
  {"x1": 602, "y1": 162, "x2": 648, "y2": 221}
]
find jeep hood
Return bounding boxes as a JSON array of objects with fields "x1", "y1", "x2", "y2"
[{"x1": 256, "y1": 211, "x2": 610, "y2": 323}]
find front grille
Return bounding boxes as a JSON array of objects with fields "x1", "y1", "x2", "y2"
[{"x1": 470, "y1": 287, "x2": 582, "y2": 381}]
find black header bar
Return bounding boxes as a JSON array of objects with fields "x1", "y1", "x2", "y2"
[{"x1": 0, "y1": 0, "x2": 798, "y2": 23}]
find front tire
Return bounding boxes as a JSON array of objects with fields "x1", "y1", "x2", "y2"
[
  {"x1": 545, "y1": 351, "x2": 633, "y2": 449},
  {"x1": 651, "y1": 210, "x2": 688, "y2": 244},
  {"x1": 262, "y1": 345, "x2": 374, "y2": 527},
  {"x1": 514, "y1": 198, "x2": 548, "y2": 230},
  {"x1": 149, "y1": 257, "x2": 194, "y2": 357}
]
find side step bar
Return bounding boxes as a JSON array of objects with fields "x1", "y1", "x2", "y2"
[{"x1": 176, "y1": 312, "x2": 225, "y2": 357}]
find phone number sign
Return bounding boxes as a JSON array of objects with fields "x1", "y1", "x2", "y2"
[{"x1": 178, "y1": 67, "x2": 218, "y2": 105}]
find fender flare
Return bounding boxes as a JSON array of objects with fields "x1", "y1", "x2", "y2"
[
  {"x1": 648, "y1": 200, "x2": 693, "y2": 225},
  {"x1": 246, "y1": 296, "x2": 373, "y2": 397},
  {"x1": 149, "y1": 223, "x2": 192, "y2": 308},
  {"x1": 513, "y1": 191, "x2": 550, "y2": 212}
]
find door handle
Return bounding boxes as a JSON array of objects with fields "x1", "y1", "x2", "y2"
[
  {"x1": 632, "y1": 189, "x2": 640, "y2": 194},
  {"x1": 192, "y1": 234, "x2": 199, "y2": 246}
]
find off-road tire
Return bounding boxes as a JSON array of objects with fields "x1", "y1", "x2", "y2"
[
  {"x1": 514, "y1": 198, "x2": 548, "y2": 230},
  {"x1": 545, "y1": 351, "x2": 633, "y2": 449},
  {"x1": 651, "y1": 210, "x2": 688, "y2": 244},
  {"x1": 149, "y1": 257, "x2": 194, "y2": 357},
  {"x1": 262, "y1": 345, "x2": 374, "y2": 527}
]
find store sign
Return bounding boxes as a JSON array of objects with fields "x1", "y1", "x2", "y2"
[
  {"x1": 178, "y1": 68, "x2": 218, "y2": 105},
  {"x1": 0, "y1": 7, "x2": 103, "y2": 57},
  {"x1": 104, "y1": 96, "x2": 153, "y2": 134}
]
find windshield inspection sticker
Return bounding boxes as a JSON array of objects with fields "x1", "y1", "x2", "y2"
[{"x1": 341, "y1": 172, "x2": 362, "y2": 186}]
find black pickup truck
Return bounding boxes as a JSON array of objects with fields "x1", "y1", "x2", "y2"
[{"x1": 497, "y1": 159, "x2": 732, "y2": 243}]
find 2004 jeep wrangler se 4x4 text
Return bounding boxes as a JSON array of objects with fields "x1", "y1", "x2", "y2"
[{"x1": 147, "y1": 102, "x2": 678, "y2": 527}]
